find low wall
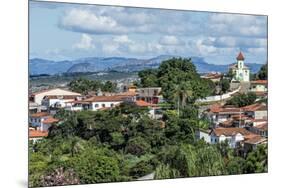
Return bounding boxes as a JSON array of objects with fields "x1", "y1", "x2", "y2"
[{"x1": 196, "y1": 86, "x2": 241, "y2": 103}]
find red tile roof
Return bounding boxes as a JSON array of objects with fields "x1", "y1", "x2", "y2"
[
  {"x1": 212, "y1": 127, "x2": 251, "y2": 137},
  {"x1": 29, "y1": 129, "x2": 48, "y2": 138},
  {"x1": 244, "y1": 135, "x2": 267, "y2": 145},
  {"x1": 83, "y1": 95, "x2": 127, "y2": 102},
  {"x1": 30, "y1": 112, "x2": 49, "y2": 118},
  {"x1": 135, "y1": 100, "x2": 156, "y2": 107},
  {"x1": 42, "y1": 116, "x2": 59, "y2": 124},
  {"x1": 251, "y1": 80, "x2": 267, "y2": 85},
  {"x1": 255, "y1": 123, "x2": 268, "y2": 131},
  {"x1": 209, "y1": 104, "x2": 242, "y2": 114},
  {"x1": 219, "y1": 120, "x2": 233, "y2": 127},
  {"x1": 242, "y1": 103, "x2": 267, "y2": 112},
  {"x1": 236, "y1": 52, "x2": 245, "y2": 61}
]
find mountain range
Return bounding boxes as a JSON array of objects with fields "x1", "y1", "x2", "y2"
[{"x1": 29, "y1": 55, "x2": 264, "y2": 75}]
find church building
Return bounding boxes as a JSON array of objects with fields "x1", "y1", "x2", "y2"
[{"x1": 229, "y1": 52, "x2": 250, "y2": 82}]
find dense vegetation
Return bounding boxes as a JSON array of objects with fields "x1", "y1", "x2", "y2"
[
  {"x1": 138, "y1": 58, "x2": 214, "y2": 105},
  {"x1": 68, "y1": 78, "x2": 117, "y2": 95},
  {"x1": 226, "y1": 92, "x2": 257, "y2": 107},
  {"x1": 29, "y1": 58, "x2": 267, "y2": 187},
  {"x1": 255, "y1": 63, "x2": 268, "y2": 80},
  {"x1": 29, "y1": 103, "x2": 267, "y2": 187}
]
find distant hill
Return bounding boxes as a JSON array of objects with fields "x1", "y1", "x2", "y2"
[{"x1": 29, "y1": 55, "x2": 264, "y2": 75}]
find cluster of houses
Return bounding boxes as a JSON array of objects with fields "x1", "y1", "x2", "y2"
[
  {"x1": 196, "y1": 101, "x2": 267, "y2": 152},
  {"x1": 196, "y1": 52, "x2": 268, "y2": 153},
  {"x1": 29, "y1": 51, "x2": 268, "y2": 153},
  {"x1": 29, "y1": 86, "x2": 163, "y2": 141}
]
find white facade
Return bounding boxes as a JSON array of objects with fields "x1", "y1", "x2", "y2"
[
  {"x1": 29, "y1": 116, "x2": 56, "y2": 131},
  {"x1": 196, "y1": 130, "x2": 211, "y2": 143},
  {"x1": 31, "y1": 88, "x2": 81, "y2": 105},
  {"x1": 42, "y1": 98, "x2": 75, "y2": 108},
  {"x1": 250, "y1": 84, "x2": 267, "y2": 92},
  {"x1": 65, "y1": 101, "x2": 122, "y2": 111},
  {"x1": 89, "y1": 101, "x2": 122, "y2": 111},
  {"x1": 231, "y1": 52, "x2": 250, "y2": 82},
  {"x1": 210, "y1": 132, "x2": 244, "y2": 148}
]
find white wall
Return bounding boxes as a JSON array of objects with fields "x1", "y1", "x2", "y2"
[
  {"x1": 251, "y1": 85, "x2": 267, "y2": 92},
  {"x1": 90, "y1": 101, "x2": 122, "y2": 111},
  {"x1": 33, "y1": 88, "x2": 81, "y2": 105},
  {"x1": 197, "y1": 86, "x2": 241, "y2": 103},
  {"x1": 255, "y1": 111, "x2": 267, "y2": 119}
]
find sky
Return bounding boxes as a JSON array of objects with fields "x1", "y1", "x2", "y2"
[{"x1": 29, "y1": 1, "x2": 267, "y2": 65}]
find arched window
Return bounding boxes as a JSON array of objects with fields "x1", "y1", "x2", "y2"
[
  {"x1": 95, "y1": 104, "x2": 99, "y2": 108},
  {"x1": 110, "y1": 103, "x2": 114, "y2": 107},
  {"x1": 102, "y1": 104, "x2": 106, "y2": 108}
]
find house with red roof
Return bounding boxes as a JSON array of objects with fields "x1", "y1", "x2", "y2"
[
  {"x1": 210, "y1": 127, "x2": 266, "y2": 149},
  {"x1": 29, "y1": 112, "x2": 59, "y2": 131},
  {"x1": 242, "y1": 103, "x2": 267, "y2": 120},
  {"x1": 65, "y1": 94, "x2": 135, "y2": 111},
  {"x1": 250, "y1": 80, "x2": 267, "y2": 92},
  {"x1": 29, "y1": 128, "x2": 48, "y2": 142},
  {"x1": 249, "y1": 122, "x2": 268, "y2": 138},
  {"x1": 134, "y1": 100, "x2": 162, "y2": 119},
  {"x1": 208, "y1": 104, "x2": 243, "y2": 127}
]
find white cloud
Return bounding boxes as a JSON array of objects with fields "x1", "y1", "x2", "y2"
[
  {"x1": 102, "y1": 42, "x2": 120, "y2": 55},
  {"x1": 60, "y1": 9, "x2": 126, "y2": 34},
  {"x1": 209, "y1": 37, "x2": 267, "y2": 48},
  {"x1": 159, "y1": 35, "x2": 185, "y2": 46},
  {"x1": 209, "y1": 14, "x2": 267, "y2": 38},
  {"x1": 113, "y1": 35, "x2": 132, "y2": 43},
  {"x1": 73, "y1": 34, "x2": 95, "y2": 50}
]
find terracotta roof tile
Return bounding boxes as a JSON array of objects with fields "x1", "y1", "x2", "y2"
[
  {"x1": 242, "y1": 103, "x2": 267, "y2": 112},
  {"x1": 236, "y1": 51, "x2": 245, "y2": 61},
  {"x1": 83, "y1": 95, "x2": 127, "y2": 102},
  {"x1": 42, "y1": 117, "x2": 59, "y2": 124},
  {"x1": 244, "y1": 135, "x2": 267, "y2": 145},
  {"x1": 255, "y1": 123, "x2": 268, "y2": 131},
  {"x1": 135, "y1": 100, "x2": 156, "y2": 107},
  {"x1": 30, "y1": 112, "x2": 49, "y2": 118},
  {"x1": 251, "y1": 80, "x2": 267, "y2": 85},
  {"x1": 29, "y1": 129, "x2": 48, "y2": 138},
  {"x1": 212, "y1": 127, "x2": 251, "y2": 137}
]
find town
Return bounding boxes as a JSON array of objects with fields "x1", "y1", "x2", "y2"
[{"x1": 29, "y1": 52, "x2": 268, "y2": 186}]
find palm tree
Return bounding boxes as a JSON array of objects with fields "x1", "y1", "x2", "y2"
[{"x1": 172, "y1": 82, "x2": 193, "y2": 115}]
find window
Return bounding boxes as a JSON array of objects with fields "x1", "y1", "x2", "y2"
[
  {"x1": 95, "y1": 104, "x2": 99, "y2": 108},
  {"x1": 110, "y1": 103, "x2": 114, "y2": 107},
  {"x1": 102, "y1": 104, "x2": 106, "y2": 108}
]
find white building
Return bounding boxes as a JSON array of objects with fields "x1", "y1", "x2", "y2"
[
  {"x1": 29, "y1": 112, "x2": 59, "y2": 131},
  {"x1": 242, "y1": 103, "x2": 267, "y2": 120},
  {"x1": 42, "y1": 95, "x2": 82, "y2": 108},
  {"x1": 29, "y1": 128, "x2": 48, "y2": 142},
  {"x1": 210, "y1": 128, "x2": 251, "y2": 148},
  {"x1": 66, "y1": 95, "x2": 135, "y2": 111},
  {"x1": 208, "y1": 104, "x2": 242, "y2": 127},
  {"x1": 195, "y1": 129, "x2": 211, "y2": 143},
  {"x1": 250, "y1": 80, "x2": 268, "y2": 92},
  {"x1": 30, "y1": 88, "x2": 81, "y2": 105},
  {"x1": 229, "y1": 52, "x2": 250, "y2": 82},
  {"x1": 136, "y1": 87, "x2": 163, "y2": 104}
]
